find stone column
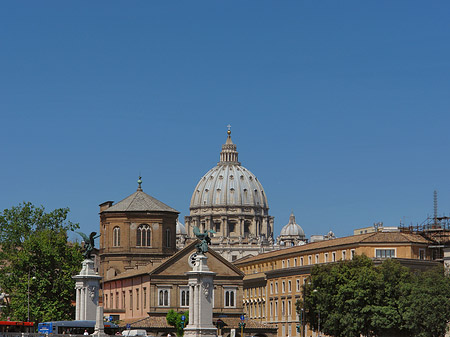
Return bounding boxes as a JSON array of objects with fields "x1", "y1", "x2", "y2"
[
  {"x1": 73, "y1": 259, "x2": 102, "y2": 321},
  {"x1": 184, "y1": 254, "x2": 217, "y2": 337},
  {"x1": 75, "y1": 286, "x2": 81, "y2": 320}
]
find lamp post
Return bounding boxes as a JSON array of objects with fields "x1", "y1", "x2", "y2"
[
  {"x1": 27, "y1": 273, "x2": 36, "y2": 322},
  {"x1": 300, "y1": 308, "x2": 304, "y2": 337},
  {"x1": 318, "y1": 311, "x2": 320, "y2": 337},
  {"x1": 313, "y1": 289, "x2": 320, "y2": 337}
]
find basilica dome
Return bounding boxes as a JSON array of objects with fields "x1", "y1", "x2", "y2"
[
  {"x1": 185, "y1": 128, "x2": 274, "y2": 262},
  {"x1": 190, "y1": 165, "x2": 268, "y2": 209},
  {"x1": 190, "y1": 130, "x2": 268, "y2": 209}
]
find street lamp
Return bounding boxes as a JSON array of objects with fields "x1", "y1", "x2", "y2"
[
  {"x1": 300, "y1": 308, "x2": 304, "y2": 337},
  {"x1": 313, "y1": 289, "x2": 320, "y2": 337},
  {"x1": 318, "y1": 311, "x2": 320, "y2": 337},
  {"x1": 27, "y1": 273, "x2": 36, "y2": 322}
]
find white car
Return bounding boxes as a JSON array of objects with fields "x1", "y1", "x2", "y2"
[{"x1": 122, "y1": 329, "x2": 148, "y2": 337}]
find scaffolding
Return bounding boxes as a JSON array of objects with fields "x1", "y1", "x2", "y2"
[{"x1": 399, "y1": 216, "x2": 450, "y2": 260}]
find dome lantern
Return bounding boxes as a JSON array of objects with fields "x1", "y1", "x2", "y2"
[{"x1": 219, "y1": 127, "x2": 240, "y2": 165}]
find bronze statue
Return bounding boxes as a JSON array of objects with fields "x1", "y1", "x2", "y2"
[
  {"x1": 76, "y1": 231, "x2": 100, "y2": 259},
  {"x1": 193, "y1": 226, "x2": 215, "y2": 254}
]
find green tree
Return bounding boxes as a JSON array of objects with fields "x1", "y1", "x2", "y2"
[
  {"x1": 299, "y1": 255, "x2": 450, "y2": 337},
  {"x1": 0, "y1": 202, "x2": 83, "y2": 323},
  {"x1": 368, "y1": 258, "x2": 412, "y2": 337},
  {"x1": 166, "y1": 309, "x2": 188, "y2": 337},
  {"x1": 302, "y1": 255, "x2": 380, "y2": 337},
  {"x1": 401, "y1": 266, "x2": 450, "y2": 337}
]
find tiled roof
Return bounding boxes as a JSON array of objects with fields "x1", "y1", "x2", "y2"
[
  {"x1": 103, "y1": 190, "x2": 178, "y2": 213},
  {"x1": 234, "y1": 231, "x2": 431, "y2": 265},
  {"x1": 360, "y1": 232, "x2": 430, "y2": 243},
  {"x1": 121, "y1": 316, "x2": 169, "y2": 328},
  {"x1": 121, "y1": 316, "x2": 276, "y2": 330}
]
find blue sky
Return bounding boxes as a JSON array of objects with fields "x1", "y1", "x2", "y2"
[{"x1": 1, "y1": 1, "x2": 450, "y2": 241}]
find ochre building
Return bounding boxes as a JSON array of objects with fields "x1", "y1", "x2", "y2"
[{"x1": 234, "y1": 231, "x2": 439, "y2": 337}]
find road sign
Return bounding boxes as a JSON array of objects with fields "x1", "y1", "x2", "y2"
[
  {"x1": 240, "y1": 314, "x2": 245, "y2": 321},
  {"x1": 126, "y1": 324, "x2": 131, "y2": 330},
  {"x1": 181, "y1": 315, "x2": 186, "y2": 321}
]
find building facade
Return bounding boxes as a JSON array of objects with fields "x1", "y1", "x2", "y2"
[
  {"x1": 102, "y1": 241, "x2": 276, "y2": 337},
  {"x1": 184, "y1": 129, "x2": 275, "y2": 262},
  {"x1": 98, "y1": 179, "x2": 276, "y2": 337},
  {"x1": 234, "y1": 231, "x2": 439, "y2": 337}
]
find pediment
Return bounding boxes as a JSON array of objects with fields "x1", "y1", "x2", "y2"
[{"x1": 150, "y1": 241, "x2": 244, "y2": 278}]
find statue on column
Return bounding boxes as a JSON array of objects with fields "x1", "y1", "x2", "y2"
[
  {"x1": 77, "y1": 231, "x2": 100, "y2": 259},
  {"x1": 193, "y1": 226, "x2": 215, "y2": 254},
  {"x1": 73, "y1": 232, "x2": 102, "y2": 321}
]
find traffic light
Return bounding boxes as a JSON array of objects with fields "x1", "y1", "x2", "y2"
[{"x1": 296, "y1": 324, "x2": 300, "y2": 333}]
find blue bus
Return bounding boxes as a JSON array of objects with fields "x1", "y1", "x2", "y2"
[{"x1": 38, "y1": 320, "x2": 119, "y2": 335}]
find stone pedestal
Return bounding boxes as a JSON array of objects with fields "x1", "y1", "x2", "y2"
[
  {"x1": 184, "y1": 254, "x2": 217, "y2": 337},
  {"x1": 73, "y1": 259, "x2": 102, "y2": 321},
  {"x1": 93, "y1": 305, "x2": 108, "y2": 337}
]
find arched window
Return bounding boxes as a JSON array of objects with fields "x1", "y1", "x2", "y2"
[
  {"x1": 113, "y1": 226, "x2": 120, "y2": 247},
  {"x1": 224, "y1": 288, "x2": 236, "y2": 307},
  {"x1": 136, "y1": 224, "x2": 151, "y2": 247},
  {"x1": 158, "y1": 289, "x2": 169, "y2": 306},
  {"x1": 165, "y1": 228, "x2": 171, "y2": 248},
  {"x1": 180, "y1": 288, "x2": 189, "y2": 307}
]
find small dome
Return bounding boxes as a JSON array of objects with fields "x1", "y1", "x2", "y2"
[
  {"x1": 279, "y1": 212, "x2": 305, "y2": 239},
  {"x1": 176, "y1": 219, "x2": 187, "y2": 235}
]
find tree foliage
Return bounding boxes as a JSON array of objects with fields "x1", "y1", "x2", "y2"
[
  {"x1": 298, "y1": 255, "x2": 450, "y2": 337},
  {"x1": 166, "y1": 309, "x2": 188, "y2": 337},
  {"x1": 0, "y1": 202, "x2": 83, "y2": 324}
]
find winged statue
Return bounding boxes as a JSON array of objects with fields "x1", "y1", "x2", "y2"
[
  {"x1": 76, "y1": 231, "x2": 100, "y2": 259},
  {"x1": 193, "y1": 226, "x2": 215, "y2": 254}
]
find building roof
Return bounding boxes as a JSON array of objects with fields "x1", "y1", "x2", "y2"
[
  {"x1": 103, "y1": 187, "x2": 178, "y2": 214},
  {"x1": 122, "y1": 315, "x2": 277, "y2": 330},
  {"x1": 234, "y1": 231, "x2": 431, "y2": 266}
]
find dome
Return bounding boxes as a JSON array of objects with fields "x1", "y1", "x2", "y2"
[
  {"x1": 279, "y1": 212, "x2": 305, "y2": 239},
  {"x1": 189, "y1": 130, "x2": 269, "y2": 209},
  {"x1": 176, "y1": 219, "x2": 187, "y2": 235}
]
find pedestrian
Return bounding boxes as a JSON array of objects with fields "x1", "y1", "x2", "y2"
[{"x1": 84, "y1": 329, "x2": 89, "y2": 335}]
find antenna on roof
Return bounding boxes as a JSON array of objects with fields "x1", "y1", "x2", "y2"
[{"x1": 434, "y1": 190, "x2": 438, "y2": 226}]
